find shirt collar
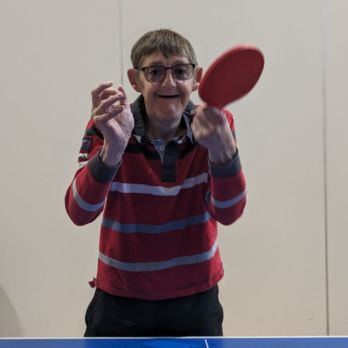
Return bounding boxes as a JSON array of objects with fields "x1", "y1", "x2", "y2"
[{"x1": 130, "y1": 95, "x2": 195, "y2": 144}]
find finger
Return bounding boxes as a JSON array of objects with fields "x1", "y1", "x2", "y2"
[
  {"x1": 191, "y1": 104, "x2": 210, "y2": 119},
  {"x1": 91, "y1": 82, "x2": 113, "y2": 108},
  {"x1": 99, "y1": 88, "x2": 117, "y2": 101},
  {"x1": 96, "y1": 94, "x2": 126, "y2": 115},
  {"x1": 200, "y1": 105, "x2": 225, "y2": 125},
  {"x1": 93, "y1": 105, "x2": 124, "y2": 124},
  {"x1": 193, "y1": 106, "x2": 212, "y2": 127},
  {"x1": 115, "y1": 85, "x2": 128, "y2": 106},
  {"x1": 107, "y1": 87, "x2": 127, "y2": 110},
  {"x1": 192, "y1": 115, "x2": 212, "y2": 136}
]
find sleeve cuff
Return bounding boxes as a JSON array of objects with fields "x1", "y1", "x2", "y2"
[
  {"x1": 87, "y1": 152, "x2": 120, "y2": 183},
  {"x1": 209, "y1": 149, "x2": 242, "y2": 177}
]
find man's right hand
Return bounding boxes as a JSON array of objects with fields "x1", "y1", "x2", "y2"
[{"x1": 91, "y1": 82, "x2": 134, "y2": 166}]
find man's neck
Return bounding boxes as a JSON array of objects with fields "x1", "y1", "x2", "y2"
[{"x1": 147, "y1": 119, "x2": 185, "y2": 143}]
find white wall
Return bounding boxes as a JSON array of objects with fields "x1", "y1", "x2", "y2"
[{"x1": 0, "y1": 0, "x2": 347, "y2": 337}]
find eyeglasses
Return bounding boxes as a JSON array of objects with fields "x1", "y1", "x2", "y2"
[{"x1": 137, "y1": 63, "x2": 196, "y2": 84}]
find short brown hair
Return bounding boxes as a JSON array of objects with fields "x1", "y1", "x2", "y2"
[{"x1": 130, "y1": 29, "x2": 198, "y2": 68}]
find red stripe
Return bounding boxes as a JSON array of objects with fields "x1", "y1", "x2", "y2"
[
  {"x1": 119, "y1": 148, "x2": 209, "y2": 184},
  {"x1": 210, "y1": 199, "x2": 246, "y2": 226},
  {"x1": 96, "y1": 250, "x2": 223, "y2": 300},
  {"x1": 99, "y1": 219, "x2": 217, "y2": 262},
  {"x1": 75, "y1": 167, "x2": 111, "y2": 204},
  {"x1": 211, "y1": 171, "x2": 246, "y2": 201},
  {"x1": 104, "y1": 186, "x2": 209, "y2": 224}
]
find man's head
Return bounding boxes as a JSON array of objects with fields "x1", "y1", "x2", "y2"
[{"x1": 127, "y1": 29, "x2": 202, "y2": 137}]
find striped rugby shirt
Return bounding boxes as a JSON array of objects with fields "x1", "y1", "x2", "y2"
[{"x1": 65, "y1": 96, "x2": 246, "y2": 300}]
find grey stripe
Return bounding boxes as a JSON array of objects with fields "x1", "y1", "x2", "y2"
[
  {"x1": 212, "y1": 191, "x2": 246, "y2": 209},
  {"x1": 111, "y1": 173, "x2": 208, "y2": 196},
  {"x1": 72, "y1": 178, "x2": 105, "y2": 212},
  {"x1": 99, "y1": 240, "x2": 218, "y2": 272},
  {"x1": 102, "y1": 212, "x2": 211, "y2": 234}
]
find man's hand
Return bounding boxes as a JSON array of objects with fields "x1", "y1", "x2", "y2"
[
  {"x1": 191, "y1": 104, "x2": 237, "y2": 164},
  {"x1": 91, "y1": 82, "x2": 134, "y2": 166}
]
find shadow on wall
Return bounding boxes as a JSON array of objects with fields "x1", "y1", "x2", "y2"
[{"x1": 0, "y1": 285, "x2": 23, "y2": 336}]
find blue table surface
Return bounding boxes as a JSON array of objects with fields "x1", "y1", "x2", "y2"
[{"x1": 0, "y1": 337, "x2": 348, "y2": 348}]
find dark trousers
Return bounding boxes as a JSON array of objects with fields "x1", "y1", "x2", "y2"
[{"x1": 84, "y1": 286, "x2": 224, "y2": 337}]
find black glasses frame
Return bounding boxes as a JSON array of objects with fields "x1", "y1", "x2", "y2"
[{"x1": 136, "y1": 63, "x2": 196, "y2": 83}]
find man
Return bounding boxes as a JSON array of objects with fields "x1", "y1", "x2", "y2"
[{"x1": 65, "y1": 29, "x2": 246, "y2": 337}]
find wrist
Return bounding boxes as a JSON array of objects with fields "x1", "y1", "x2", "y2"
[
  {"x1": 100, "y1": 142, "x2": 125, "y2": 167},
  {"x1": 208, "y1": 142, "x2": 237, "y2": 164}
]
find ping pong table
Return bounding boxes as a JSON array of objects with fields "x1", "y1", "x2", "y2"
[{"x1": 0, "y1": 337, "x2": 347, "y2": 348}]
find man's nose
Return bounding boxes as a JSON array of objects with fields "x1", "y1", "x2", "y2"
[{"x1": 161, "y1": 68, "x2": 176, "y2": 86}]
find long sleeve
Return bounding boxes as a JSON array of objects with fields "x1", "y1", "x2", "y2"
[
  {"x1": 206, "y1": 110, "x2": 247, "y2": 225},
  {"x1": 65, "y1": 119, "x2": 119, "y2": 226}
]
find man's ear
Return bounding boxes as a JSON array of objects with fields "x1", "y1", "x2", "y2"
[
  {"x1": 192, "y1": 67, "x2": 203, "y2": 91},
  {"x1": 127, "y1": 68, "x2": 141, "y2": 92}
]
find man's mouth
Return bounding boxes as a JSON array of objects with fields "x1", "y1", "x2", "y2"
[{"x1": 157, "y1": 94, "x2": 179, "y2": 99}]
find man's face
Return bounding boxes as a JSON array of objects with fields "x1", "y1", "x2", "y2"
[{"x1": 128, "y1": 52, "x2": 202, "y2": 127}]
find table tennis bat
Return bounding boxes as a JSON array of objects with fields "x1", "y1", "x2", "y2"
[{"x1": 198, "y1": 45, "x2": 264, "y2": 108}]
